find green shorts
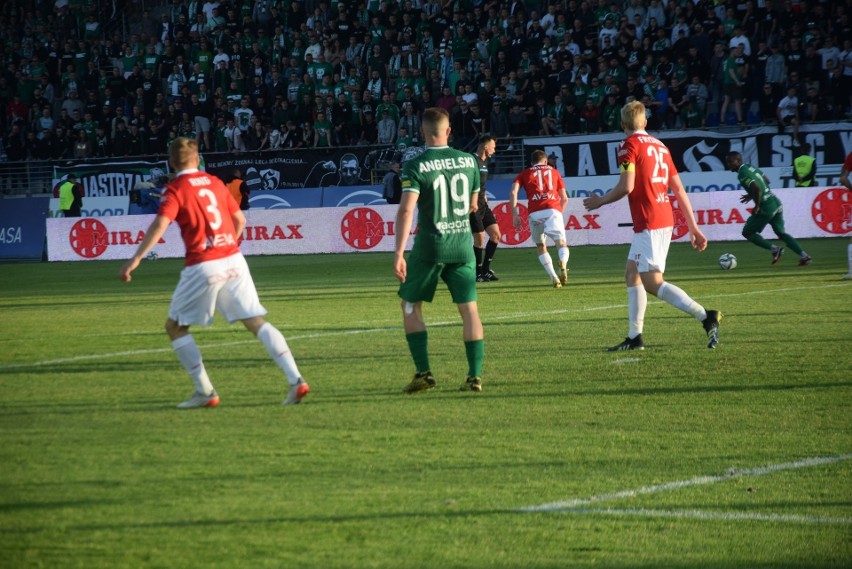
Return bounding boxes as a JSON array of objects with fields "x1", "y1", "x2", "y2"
[
  {"x1": 743, "y1": 196, "x2": 785, "y2": 236},
  {"x1": 398, "y1": 254, "x2": 477, "y2": 305}
]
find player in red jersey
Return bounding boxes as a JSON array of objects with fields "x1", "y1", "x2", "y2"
[
  {"x1": 840, "y1": 151, "x2": 852, "y2": 280},
  {"x1": 510, "y1": 149, "x2": 571, "y2": 288},
  {"x1": 119, "y1": 138, "x2": 309, "y2": 408},
  {"x1": 583, "y1": 101, "x2": 721, "y2": 350}
]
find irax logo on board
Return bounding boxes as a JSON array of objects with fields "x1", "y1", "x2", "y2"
[{"x1": 340, "y1": 208, "x2": 417, "y2": 250}]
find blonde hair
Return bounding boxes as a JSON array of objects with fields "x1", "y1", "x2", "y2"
[
  {"x1": 421, "y1": 107, "x2": 450, "y2": 138},
  {"x1": 620, "y1": 100, "x2": 647, "y2": 131},
  {"x1": 531, "y1": 149, "x2": 547, "y2": 164},
  {"x1": 168, "y1": 137, "x2": 199, "y2": 170}
]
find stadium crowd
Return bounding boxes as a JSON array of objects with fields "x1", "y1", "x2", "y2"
[{"x1": 1, "y1": 0, "x2": 851, "y2": 162}]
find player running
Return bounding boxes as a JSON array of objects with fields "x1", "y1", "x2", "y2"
[
  {"x1": 119, "y1": 138, "x2": 309, "y2": 408},
  {"x1": 725, "y1": 151, "x2": 812, "y2": 266},
  {"x1": 394, "y1": 107, "x2": 485, "y2": 394},
  {"x1": 470, "y1": 135, "x2": 502, "y2": 282},
  {"x1": 583, "y1": 101, "x2": 721, "y2": 350},
  {"x1": 510, "y1": 149, "x2": 571, "y2": 288}
]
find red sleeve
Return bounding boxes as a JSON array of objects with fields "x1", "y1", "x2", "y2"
[
  {"x1": 844, "y1": 152, "x2": 852, "y2": 172},
  {"x1": 157, "y1": 185, "x2": 180, "y2": 221}
]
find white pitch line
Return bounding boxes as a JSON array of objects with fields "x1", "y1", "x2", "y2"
[
  {"x1": 1, "y1": 282, "x2": 848, "y2": 371},
  {"x1": 519, "y1": 454, "x2": 852, "y2": 513},
  {"x1": 562, "y1": 507, "x2": 852, "y2": 525}
]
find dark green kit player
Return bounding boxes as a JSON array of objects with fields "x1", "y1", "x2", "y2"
[
  {"x1": 393, "y1": 107, "x2": 485, "y2": 393},
  {"x1": 726, "y1": 152, "x2": 812, "y2": 266}
]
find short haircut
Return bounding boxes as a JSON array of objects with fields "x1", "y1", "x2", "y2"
[
  {"x1": 477, "y1": 134, "x2": 496, "y2": 149},
  {"x1": 421, "y1": 107, "x2": 449, "y2": 137},
  {"x1": 531, "y1": 149, "x2": 547, "y2": 164},
  {"x1": 620, "y1": 100, "x2": 646, "y2": 131},
  {"x1": 169, "y1": 137, "x2": 199, "y2": 170}
]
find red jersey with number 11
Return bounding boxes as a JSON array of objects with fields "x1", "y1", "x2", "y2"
[
  {"x1": 514, "y1": 164, "x2": 565, "y2": 213},
  {"x1": 158, "y1": 169, "x2": 241, "y2": 266},
  {"x1": 619, "y1": 130, "x2": 676, "y2": 232}
]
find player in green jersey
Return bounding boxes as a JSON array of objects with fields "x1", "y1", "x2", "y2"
[
  {"x1": 726, "y1": 152, "x2": 812, "y2": 265},
  {"x1": 393, "y1": 107, "x2": 485, "y2": 394}
]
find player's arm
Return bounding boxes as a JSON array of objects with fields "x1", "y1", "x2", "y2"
[
  {"x1": 840, "y1": 166, "x2": 852, "y2": 190},
  {"x1": 556, "y1": 172, "x2": 568, "y2": 211},
  {"x1": 393, "y1": 190, "x2": 418, "y2": 283},
  {"x1": 231, "y1": 209, "x2": 246, "y2": 238},
  {"x1": 741, "y1": 180, "x2": 762, "y2": 211},
  {"x1": 583, "y1": 166, "x2": 633, "y2": 211},
  {"x1": 470, "y1": 167, "x2": 481, "y2": 213},
  {"x1": 509, "y1": 181, "x2": 522, "y2": 228},
  {"x1": 119, "y1": 215, "x2": 171, "y2": 282},
  {"x1": 670, "y1": 173, "x2": 707, "y2": 252}
]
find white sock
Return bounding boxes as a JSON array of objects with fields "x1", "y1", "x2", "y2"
[
  {"x1": 257, "y1": 322, "x2": 302, "y2": 385},
  {"x1": 848, "y1": 243, "x2": 852, "y2": 273},
  {"x1": 657, "y1": 282, "x2": 707, "y2": 322},
  {"x1": 558, "y1": 246, "x2": 570, "y2": 267},
  {"x1": 538, "y1": 253, "x2": 558, "y2": 280},
  {"x1": 172, "y1": 335, "x2": 214, "y2": 395},
  {"x1": 627, "y1": 285, "x2": 647, "y2": 339}
]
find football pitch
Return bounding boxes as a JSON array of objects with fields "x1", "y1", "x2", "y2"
[{"x1": 1, "y1": 238, "x2": 850, "y2": 568}]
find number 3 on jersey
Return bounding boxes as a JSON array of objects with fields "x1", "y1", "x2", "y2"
[
  {"x1": 434, "y1": 173, "x2": 470, "y2": 220},
  {"x1": 198, "y1": 188, "x2": 223, "y2": 229}
]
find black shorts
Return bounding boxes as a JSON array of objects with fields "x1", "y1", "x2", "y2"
[{"x1": 469, "y1": 203, "x2": 497, "y2": 233}]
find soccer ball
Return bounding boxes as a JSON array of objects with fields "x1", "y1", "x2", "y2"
[
  {"x1": 718, "y1": 253, "x2": 737, "y2": 270},
  {"x1": 146, "y1": 251, "x2": 159, "y2": 261}
]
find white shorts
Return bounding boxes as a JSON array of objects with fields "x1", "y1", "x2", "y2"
[
  {"x1": 528, "y1": 209, "x2": 566, "y2": 245},
  {"x1": 169, "y1": 253, "x2": 267, "y2": 326},
  {"x1": 194, "y1": 116, "x2": 211, "y2": 133},
  {"x1": 628, "y1": 227, "x2": 673, "y2": 273}
]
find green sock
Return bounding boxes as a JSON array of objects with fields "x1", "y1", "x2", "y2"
[
  {"x1": 746, "y1": 233, "x2": 774, "y2": 251},
  {"x1": 406, "y1": 331, "x2": 430, "y2": 373},
  {"x1": 465, "y1": 339, "x2": 484, "y2": 377},
  {"x1": 778, "y1": 233, "x2": 804, "y2": 255}
]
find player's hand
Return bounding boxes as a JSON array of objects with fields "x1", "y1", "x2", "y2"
[
  {"x1": 119, "y1": 257, "x2": 140, "y2": 282},
  {"x1": 691, "y1": 230, "x2": 708, "y2": 252},
  {"x1": 739, "y1": 194, "x2": 750, "y2": 203},
  {"x1": 393, "y1": 255, "x2": 406, "y2": 283},
  {"x1": 583, "y1": 195, "x2": 603, "y2": 211},
  {"x1": 512, "y1": 212, "x2": 522, "y2": 229}
]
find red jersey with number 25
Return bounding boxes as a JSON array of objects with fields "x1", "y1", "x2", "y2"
[
  {"x1": 514, "y1": 164, "x2": 566, "y2": 213},
  {"x1": 619, "y1": 130, "x2": 676, "y2": 232},
  {"x1": 158, "y1": 169, "x2": 241, "y2": 266}
]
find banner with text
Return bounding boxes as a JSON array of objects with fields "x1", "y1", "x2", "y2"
[
  {"x1": 53, "y1": 160, "x2": 170, "y2": 197},
  {"x1": 46, "y1": 187, "x2": 849, "y2": 262},
  {"x1": 528, "y1": 123, "x2": 852, "y2": 188}
]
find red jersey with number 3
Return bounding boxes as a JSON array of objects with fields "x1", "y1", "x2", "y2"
[
  {"x1": 619, "y1": 130, "x2": 676, "y2": 232},
  {"x1": 158, "y1": 169, "x2": 240, "y2": 266},
  {"x1": 514, "y1": 164, "x2": 565, "y2": 213}
]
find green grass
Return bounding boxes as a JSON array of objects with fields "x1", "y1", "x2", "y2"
[{"x1": 1, "y1": 238, "x2": 850, "y2": 568}]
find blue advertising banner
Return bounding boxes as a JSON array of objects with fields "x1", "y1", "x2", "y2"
[
  {"x1": 321, "y1": 185, "x2": 387, "y2": 207},
  {"x1": 248, "y1": 189, "x2": 323, "y2": 209},
  {"x1": 0, "y1": 197, "x2": 49, "y2": 260}
]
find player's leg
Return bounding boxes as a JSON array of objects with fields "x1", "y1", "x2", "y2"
[
  {"x1": 531, "y1": 211, "x2": 560, "y2": 286},
  {"x1": 219, "y1": 254, "x2": 309, "y2": 404},
  {"x1": 444, "y1": 261, "x2": 484, "y2": 392},
  {"x1": 480, "y1": 207, "x2": 501, "y2": 280},
  {"x1": 769, "y1": 212, "x2": 810, "y2": 264},
  {"x1": 166, "y1": 261, "x2": 223, "y2": 408},
  {"x1": 608, "y1": 252, "x2": 648, "y2": 351},
  {"x1": 398, "y1": 255, "x2": 440, "y2": 393},
  {"x1": 471, "y1": 210, "x2": 485, "y2": 280},
  {"x1": 545, "y1": 211, "x2": 569, "y2": 285},
  {"x1": 844, "y1": 238, "x2": 852, "y2": 279},
  {"x1": 742, "y1": 212, "x2": 781, "y2": 262}
]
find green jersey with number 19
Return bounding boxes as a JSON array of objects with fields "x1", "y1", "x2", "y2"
[{"x1": 401, "y1": 145, "x2": 480, "y2": 264}]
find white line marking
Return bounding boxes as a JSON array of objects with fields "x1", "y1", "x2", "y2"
[
  {"x1": 519, "y1": 454, "x2": 852, "y2": 513},
  {"x1": 562, "y1": 507, "x2": 852, "y2": 524},
  {"x1": 1, "y1": 283, "x2": 848, "y2": 371}
]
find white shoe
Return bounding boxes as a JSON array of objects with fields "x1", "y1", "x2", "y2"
[
  {"x1": 283, "y1": 379, "x2": 310, "y2": 405},
  {"x1": 177, "y1": 390, "x2": 220, "y2": 409},
  {"x1": 842, "y1": 273, "x2": 852, "y2": 280}
]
